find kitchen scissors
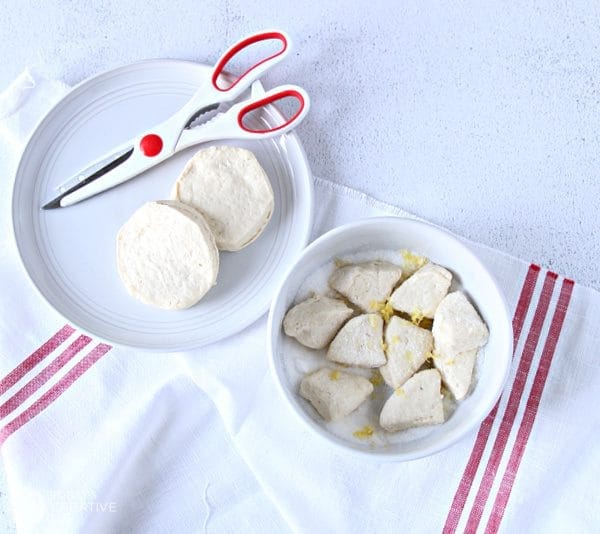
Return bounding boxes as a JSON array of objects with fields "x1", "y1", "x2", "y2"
[{"x1": 42, "y1": 30, "x2": 309, "y2": 209}]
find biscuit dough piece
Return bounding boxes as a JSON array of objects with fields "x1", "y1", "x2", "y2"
[
  {"x1": 171, "y1": 145, "x2": 274, "y2": 251},
  {"x1": 116, "y1": 200, "x2": 219, "y2": 310},
  {"x1": 328, "y1": 261, "x2": 403, "y2": 311},
  {"x1": 379, "y1": 316, "x2": 434, "y2": 388},
  {"x1": 433, "y1": 348, "x2": 478, "y2": 401},
  {"x1": 327, "y1": 314, "x2": 387, "y2": 368},
  {"x1": 379, "y1": 369, "x2": 445, "y2": 432},
  {"x1": 300, "y1": 368, "x2": 374, "y2": 421},
  {"x1": 432, "y1": 291, "x2": 489, "y2": 354},
  {"x1": 283, "y1": 295, "x2": 354, "y2": 349},
  {"x1": 389, "y1": 263, "x2": 452, "y2": 318}
]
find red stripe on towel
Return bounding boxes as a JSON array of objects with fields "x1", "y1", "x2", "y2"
[
  {"x1": 0, "y1": 343, "x2": 112, "y2": 447},
  {"x1": 484, "y1": 279, "x2": 574, "y2": 533},
  {"x1": 463, "y1": 271, "x2": 558, "y2": 533},
  {"x1": 0, "y1": 335, "x2": 92, "y2": 418},
  {"x1": 443, "y1": 264, "x2": 540, "y2": 534},
  {"x1": 0, "y1": 325, "x2": 75, "y2": 395}
]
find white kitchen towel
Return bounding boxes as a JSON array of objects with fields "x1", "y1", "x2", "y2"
[
  {"x1": 179, "y1": 196, "x2": 600, "y2": 533},
  {"x1": 0, "y1": 69, "x2": 288, "y2": 534},
  {"x1": 2, "y1": 70, "x2": 599, "y2": 534}
]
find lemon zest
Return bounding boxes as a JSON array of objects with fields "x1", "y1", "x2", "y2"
[
  {"x1": 369, "y1": 300, "x2": 394, "y2": 322},
  {"x1": 380, "y1": 301, "x2": 395, "y2": 322},
  {"x1": 328, "y1": 370, "x2": 340, "y2": 381},
  {"x1": 353, "y1": 425, "x2": 375, "y2": 440},
  {"x1": 400, "y1": 249, "x2": 428, "y2": 269},
  {"x1": 369, "y1": 299, "x2": 384, "y2": 312},
  {"x1": 410, "y1": 308, "x2": 424, "y2": 325},
  {"x1": 369, "y1": 370, "x2": 384, "y2": 387}
]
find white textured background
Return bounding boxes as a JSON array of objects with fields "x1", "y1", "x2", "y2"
[{"x1": 2, "y1": 0, "x2": 600, "y2": 530}]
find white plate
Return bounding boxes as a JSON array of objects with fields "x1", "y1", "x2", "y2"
[{"x1": 12, "y1": 60, "x2": 313, "y2": 351}]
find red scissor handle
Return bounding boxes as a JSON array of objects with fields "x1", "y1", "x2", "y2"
[
  {"x1": 237, "y1": 86, "x2": 308, "y2": 135},
  {"x1": 211, "y1": 30, "x2": 289, "y2": 92}
]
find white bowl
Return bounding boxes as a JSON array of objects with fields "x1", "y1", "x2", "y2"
[{"x1": 267, "y1": 216, "x2": 513, "y2": 461}]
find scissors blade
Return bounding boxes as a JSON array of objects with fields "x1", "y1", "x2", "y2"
[
  {"x1": 183, "y1": 103, "x2": 220, "y2": 129},
  {"x1": 41, "y1": 147, "x2": 134, "y2": 209}
]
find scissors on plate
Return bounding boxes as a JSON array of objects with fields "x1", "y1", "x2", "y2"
[{"x1": 42, "y1": 30, "x2": 309, "y2": 209}]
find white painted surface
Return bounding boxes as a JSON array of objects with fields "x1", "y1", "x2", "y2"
[
  {"x1": 2, "y1": 1, "x2": 599, "y2": 287},
  {"x1": 2, "y1": 0, "x2": 600, "y2": 529}
]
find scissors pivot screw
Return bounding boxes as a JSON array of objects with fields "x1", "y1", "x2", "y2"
[{"x1": 140, "y1": 134, "x2": 163, "y2": 157}]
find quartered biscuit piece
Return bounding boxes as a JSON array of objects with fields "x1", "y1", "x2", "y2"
[
  {"x1": 283, "y1": 295, "x2": 354, "y2": 349},
  {"x1": 171, "y1": 145, "x2": 274, "y2": 251},
  {"x1": 389, "y1": 263, "x2": 452, "y2": 319},
  {"x1": 379, "y1": 316, "x2": 434, "y2": 389},
  {"x1": 299, "y1": 368, "x2": 374, "y2": 421},
  {"x1": 328, "y1": 261, "x2": 403, "y2": 312},
  {"x1": 433, "y1": 348, "x2": 478, "y2": 400},
  {"x1": 327, "y1": 314, "x2": 387, "y2": 368},
  {"x1": 379, "y1": 369, "x2": 445, "y2": 432},
  {"x1": 432, "y1": 291, "x2": 489, "y2": 354}
]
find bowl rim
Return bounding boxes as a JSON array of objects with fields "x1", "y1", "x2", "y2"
[{"x1": 267, "y1": 215, "x2": 513, "y2": 462}]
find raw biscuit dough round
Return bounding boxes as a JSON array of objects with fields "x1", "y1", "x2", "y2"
[
  {"x1": 116, "y1": 200, "x2": 219, "y2": 310},
  {"x1": 171, "y1": 145, "x2": 274, "y2": 251}
]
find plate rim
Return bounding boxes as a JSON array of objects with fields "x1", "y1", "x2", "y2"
[{"x1": 11, "y1": 58, "x2": 314, "y2": 351}]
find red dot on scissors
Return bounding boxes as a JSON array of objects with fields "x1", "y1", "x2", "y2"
[{"x1": 140, "y1": 134, "x2": 163, "y2": 157}]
